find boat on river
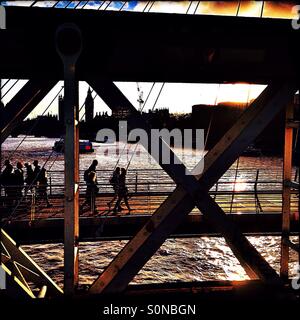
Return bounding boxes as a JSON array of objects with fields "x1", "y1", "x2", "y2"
[{"x1": 53, "y1": 140, "x2": 94, "y2": 153}]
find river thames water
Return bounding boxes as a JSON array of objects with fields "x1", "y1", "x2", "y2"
[{"x1": 1, "y1": 136, "x2": 299, "y2": 289}]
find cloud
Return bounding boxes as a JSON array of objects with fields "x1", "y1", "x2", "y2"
[
  {"x1": 32, "y1": 1, "x2": 58, "y2": 8},
  {"x1": 1, "y1": 1, "x2": 34, "y2": 6},
  {"x1": 125, "y1": 1, "x2": 138, "y2": 10},
  {"x1": 55, "y1": 1, "x2": 72, "y2": 8},
  {"x1": 82, "y1": 1, "x2": 103, "y2": 10}
]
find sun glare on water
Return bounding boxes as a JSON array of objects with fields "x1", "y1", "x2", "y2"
[{"x1": 234, "y1": 181, "x2": 248, "y2": 192}]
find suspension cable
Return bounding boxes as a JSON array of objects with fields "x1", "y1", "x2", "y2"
[
  {"x1": 1, "y1": 80, "x2": 19, "y2": 99},
  {"x1": 186, "y1": 0, "x2": 193, "y2": 14},
  {"x1": 0, "y1": 79, "x2": 10, "y2": 90},
  {"x1": 103, "y1": 1, "x2": 112, "y2": 11},
  {"x1": 147, "y1": 1, "x2": 155, "y2": 12},
  {"x1": 98, "y1": 1, "x2": 107, "y2": 10},
  {"x1": 120, "y1": 1, "x2": 127, "y2": 11},
  {"x1": 236, "y1": 0, "x2": 241, "y2": 16},
  {"x1": 81, "y1": 1, "x2": 90, "y2": 10},
  {"x1": 8, "y1": 86, "x2": 64, "y2": 160},
  {"x1": 66, "y1": 1, "x2": 84, "y2": 9},
  {"x1": 260, "y1": 1, "x2": 265, "y2": 18},
  {"x1": 204, "y1": 83, "x2": 221, "y2": 150},
  {"x1": 150, "y1": 83, "x2": 165, "y2": 112},
  {"x1": 230, "y1": 157, "x2": 240, "y2": 214},
  {"x1": 193, "y1": 1, "x2": 200, "y2": 15},
  {"x1": 139, "y1": 82, "x2": 155, "y2": 113},
  {"x1": 57, "y1": 1, "x2": 72, "y2": 8},
  {"x1": 125, "y1": 142, "x2": 139, "y2": 171},
  {"x1": 30, "y1": 1, "x2": 38, "y2": 7}
]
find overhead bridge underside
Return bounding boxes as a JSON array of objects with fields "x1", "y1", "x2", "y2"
[{"x1": 0, "y1": 6, "x2": 299, "y2": 83}]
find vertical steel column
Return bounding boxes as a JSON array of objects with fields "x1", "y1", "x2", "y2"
[
  {"x1": 0, "y1": 79, "x2": 2, "y2": 195},
  {"x1": 0, "y1": 79, "x2": 2, "y2": 283},
  {"x1": 56, "y1": 24, "x2": 82, "y2": 295},
  {"x1": 280, "y1": 102, "x2": 294, "y2": 281}
]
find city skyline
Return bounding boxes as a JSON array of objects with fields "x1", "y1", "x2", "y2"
[{"x1": 1, "y1": 80, "x2": 266, "y2": 119}]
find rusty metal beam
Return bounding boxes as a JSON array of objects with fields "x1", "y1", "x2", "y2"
[
  {"x1": 89, "y1": 82, "x2": 296, "y2": 294},
  {"x1": 0, "y1": 79, "x2": 57, "y2": 144},
  {"x1": 280, "y1": 102, "x2": 294, "y2": 280},
  {"x1": 56, "y1": 23, "x2": 82, "y2": 296},
  {"x1": 283, "y1": 239, "x2": 300, "y2": 254}
]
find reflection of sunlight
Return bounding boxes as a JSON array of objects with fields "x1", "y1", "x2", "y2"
[{"x1": 234, "y1": 181, "x2": 247, "y2": 192}]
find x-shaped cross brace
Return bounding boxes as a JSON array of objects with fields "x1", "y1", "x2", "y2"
[{"x1": 87, "y1": 79, "x2": 296, "y2": 294}]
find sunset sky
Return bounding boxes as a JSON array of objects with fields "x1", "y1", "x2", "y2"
[{"x1": 0, "y1": 1, "x2": 297, "y2": 118}]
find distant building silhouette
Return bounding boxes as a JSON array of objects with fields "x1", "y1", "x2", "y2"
[
  {"x1": 112, "y1": 106, "x2": 133, "y2": 119},
  {"x1": 58, "y1": 94, "x2": 64, "y2": 124},
  {"x1": 85, "y1": 87, "x2": 94, "y2": 123},
  {"x1": 149, "y1": 108, "x2": 170, "y2": 118}
]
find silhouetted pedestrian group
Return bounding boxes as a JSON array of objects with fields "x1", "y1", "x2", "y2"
[
  {"x1": 0, "y1": 159, "x2": 52, "y2": 209},
  {"x1": 1, "y1": 158, "x2": 132, "y2": 215},
  {"x1": 81, "y1": 161, "x2": 131, "y2": 215},
  {"x1": 108, "y1": 166, "x2": 131, "y2": 214}
]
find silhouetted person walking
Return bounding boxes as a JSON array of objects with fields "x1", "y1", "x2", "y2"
[
  {"x1": 108, "y1": 167, "x2": 120, "y2": 209},
  {"x1": 33, "y1": 160, "x2": 41, "y2": 187},
  {"x1": 84, "y1": 160, "x2": 98, "y2": 182},
  {"x1": 113, "y1": 168, "x2": 131, "y2": 214},
  {"x1": 24, "y1": 162, "x2": 36, "y2": 211},
  {"x1": 37, "y1": 168, "x2": 52, "y2": 208},
  {"x1": 0, "y1": 160, "x2": 15, "y2": 207},
  {"x1": 82, "y1": 160, "x2": 99, "y2": 213},
  {"x1": 82, "y1": 171, "x2": 99, "y2": 213},
  {"x1": 24, "y1": 162, "x2": 34, "y2": 190},
  {"x1": 14, "y1": 162, "x2": 24, "y2": 202}
]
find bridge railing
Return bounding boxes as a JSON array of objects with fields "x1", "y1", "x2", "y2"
[
  {"x1": 45, "y1": 167, "x2": 299, "y2": 194},
  {"x1": 0, "y1": 168, "x2": 298, "y2": 219}
]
